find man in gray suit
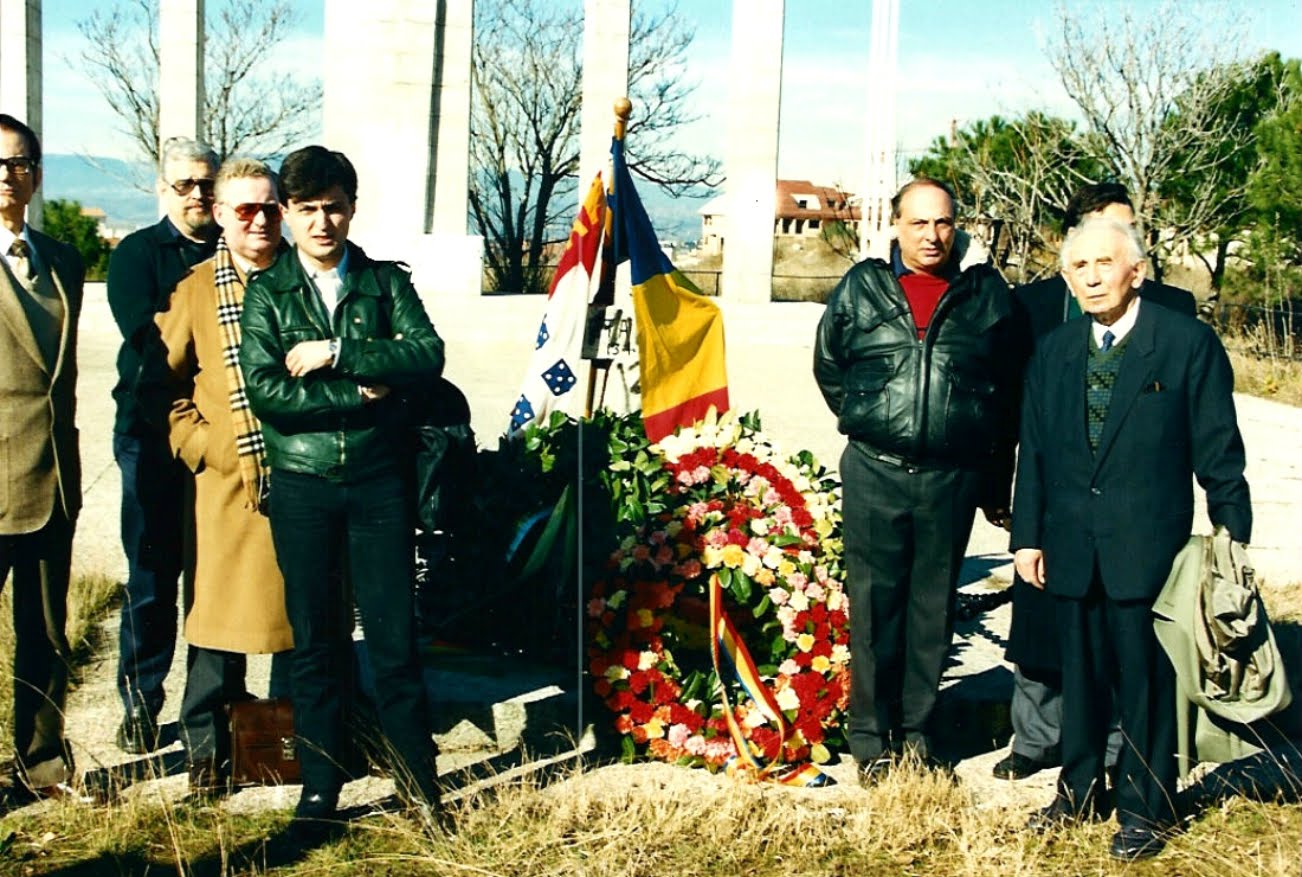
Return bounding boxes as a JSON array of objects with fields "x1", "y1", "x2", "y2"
[{"x1": 0, "y1": 114, "x2": 83, "y2": 805}]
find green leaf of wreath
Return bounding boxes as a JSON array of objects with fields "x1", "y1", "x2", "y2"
[
  {"x1": 730, "y1": 570, "x2": 753, "y2": 602},
  {"x1": 752, "y1": 594, "x2": 772, "y2": 618},
  {"x1": 717, "y1": 567, "x2": 733, "y2": 591}
]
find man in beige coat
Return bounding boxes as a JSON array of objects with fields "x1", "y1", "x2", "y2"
[
  {"x1": 147, "y1": 157, "x2": 293, "y2": 796},
  {"x1": 0, "y1": 115, "x2": 83, "y2": 805}
]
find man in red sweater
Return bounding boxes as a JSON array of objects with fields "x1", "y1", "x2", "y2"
[{"x1": 814, "y1": 179, "x2": 1027, "y2": 785}]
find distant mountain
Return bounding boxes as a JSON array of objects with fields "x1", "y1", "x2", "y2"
[
  {"x1": 39, "y1": 153, "x2": 715, "y2": 244},
  {"x1": 42, "y1": 154, "x2": 158, "y2": 232}
]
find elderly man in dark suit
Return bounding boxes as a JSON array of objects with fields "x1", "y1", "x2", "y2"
[
  {"x1": 1011, "y1": 216, "x2": 1251, "y2": 860},
  {"x1": 995, "y1": 182, "x2": 1198, "y2": 782},
  {"x1": 0, "y1": 114, "x2": 84, "y2": 805}
]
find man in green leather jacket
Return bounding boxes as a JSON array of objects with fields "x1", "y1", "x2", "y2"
[{"x1": 240, "y1": 146, "x2": 443, "y2": 832}]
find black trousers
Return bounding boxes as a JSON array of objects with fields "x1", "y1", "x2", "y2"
[
  {"x1": 268, "y1": 469, "x2": 437, "y2": 806},
  {"x1": 0, "y1": 509, "x2": 75, "y2": 788},
  {"x1": 180, "y1": 646, "x2": 292, "y2": 764},
  {"x1": 840, "y1": 443, "x2": 982, "y2": 762},
  {"x1": 1057, "y1": 574, "x2": 1178, "y2": 828},
  {"x1": 113, "y1": 431, "x2": 187, "y2": 717}
]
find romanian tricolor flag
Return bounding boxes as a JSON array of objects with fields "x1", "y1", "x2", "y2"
[
  {"x1": 606, "y1": 136, "x2": 729, "y2": 442},
  {"x1": 509, "y1": 174, "x2": 607, "y2": 434}
]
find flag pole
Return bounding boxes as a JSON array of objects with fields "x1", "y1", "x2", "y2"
[{"x1": 583, "y1": 97, "x2": 633, "y2": 417}]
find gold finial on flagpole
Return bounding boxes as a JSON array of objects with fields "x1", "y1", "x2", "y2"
[{"x1": 614, "y1": 97, "x2": 632, "y2": 140}]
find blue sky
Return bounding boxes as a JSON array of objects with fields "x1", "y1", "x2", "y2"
[{"x1": 35, "y1": 0, "x2": 1302, "y2": 190}]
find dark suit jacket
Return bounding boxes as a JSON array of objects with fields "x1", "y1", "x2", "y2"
[
  {"x1": 1011, "y1": 301, "x2": 1251, "y2": 601},
  {"x1": 1006, "y1": 275, "x2": 1198, "y2": 668},
  {"x1": 0, "y1": 227, "x2": 84, "y2": 533},
  {"x1": 1014, "y1": 274, "x2": 1196, "y2": 341},
  {"x1": 107, "y1": 217, "x2": 216, "y2": 435}
]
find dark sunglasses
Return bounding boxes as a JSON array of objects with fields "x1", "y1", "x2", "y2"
[
  {"x1": 168, "y1": 177, "x2": 216, "y2": 197},
  {"x1": 227, "y1": 201, "x2": 283, "y2": 223},
  {"x1": 0, "y1": 156, "x2": 37, "y2": 176}
]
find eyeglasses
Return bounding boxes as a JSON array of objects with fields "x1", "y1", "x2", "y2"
[
  {"x1": 168, "y1": 177, "x2": 216, "y2": 197},
  {"x1": 226, "y1": 201, "x2": 283, "y2": 223},
  {"x1": 0, "y1": 157, "x2": 36, "y2": 177}
]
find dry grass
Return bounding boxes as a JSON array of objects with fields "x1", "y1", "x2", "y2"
[
  {"x1": 1, "y1": 758, "x2": 1300, "y2": 876},
  {"x1": 1228, "y1": 348, "x2": 1302, "y2": 407}
]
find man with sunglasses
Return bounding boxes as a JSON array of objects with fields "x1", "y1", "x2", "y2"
[
  {"x1": 140, "y1": 157, "x2": 294, "y2": 797},
  {"x1": 241, "y1": 146, "x2": 444, "y2": 834},
  {"x1": 0, "y1": 114, "x2": 84, "y2": 805},
  {"x1": 107, "y1": 136, "x2": 220, "y2": 755}
]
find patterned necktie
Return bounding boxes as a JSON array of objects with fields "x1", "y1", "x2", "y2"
[
  {"x1": 9, "y1": 238, "x2": 32, "y2": 283},
  {"x1": 1100, "y1": 329, "x2": 1115, "y2": 353}
]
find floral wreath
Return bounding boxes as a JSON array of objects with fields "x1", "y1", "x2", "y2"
[{"x1": 587, "y1": 412, "x2": 850, "y2": 778}]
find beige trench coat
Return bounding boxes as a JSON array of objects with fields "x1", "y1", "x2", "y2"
[{"x1": 154, "y1": 258, "x2": 293, "y2": 654}]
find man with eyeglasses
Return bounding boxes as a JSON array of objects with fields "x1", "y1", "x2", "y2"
[
  {"x1": 240, "y1": 146, "x2": 445, "y2": 835},
  {"x1": 107, "y1": 136, "x2": 220, "y2": 755},
  {"x1": 138, "y1": 157, "x2": 294, "y2": 797},
  {"x1": 0, "y1": 114, "x2": 84, "y2": 806}
]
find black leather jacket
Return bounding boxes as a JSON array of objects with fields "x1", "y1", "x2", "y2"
[
  {"x1": 813, "y1": 247, "x2": 1027, "y2": 504},
  {"x1": 240, "y1": 243, "x2": 444, "y2": 483}
]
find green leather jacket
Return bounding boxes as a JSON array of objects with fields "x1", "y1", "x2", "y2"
[{"x1": 239, "y1": 243, "x2": 444, "y2": 482}]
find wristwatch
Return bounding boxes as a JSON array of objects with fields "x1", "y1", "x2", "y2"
[{"x1": 328, "y1": 337, "x2": 340, "y2": 361}]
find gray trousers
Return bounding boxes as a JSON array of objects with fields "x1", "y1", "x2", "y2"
[{"x1": 1010, "y1": 663, "x2": 1122, "y2": 767}]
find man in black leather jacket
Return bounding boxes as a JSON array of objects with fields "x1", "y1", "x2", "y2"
[
  {"x1": 240, "y1": 146, "x2": 444, "y2": 833},
  {"x1": 814, "y1": 178, "x2": 1027, "y2": 785}
]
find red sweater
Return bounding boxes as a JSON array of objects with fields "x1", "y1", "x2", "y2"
[{"x1": 899, "y1": 272, "x2": 949, "y2": 339}]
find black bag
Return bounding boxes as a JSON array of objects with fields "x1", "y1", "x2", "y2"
[{"x1": 402, "y1": 377, "x2": 476, "y2": 534}]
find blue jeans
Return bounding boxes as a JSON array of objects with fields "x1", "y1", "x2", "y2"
[
  {"x1": 114, "y1": 431, "x2": 187, "y2": 717},
  {"x1": 268, "y1": 469, "x2": 437, "y2": 805}
]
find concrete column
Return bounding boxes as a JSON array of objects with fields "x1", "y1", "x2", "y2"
[
  {"x1": 722, "y1": 0, "x2": 783, "y2": 303},
  {"x1": 157, "y1": 0, "x2": 204, "y2": 148},
  {"x1": 580, "y1": 0, "x2": 629, "y2": 187},
  {"x1": 429, "y1": 0, "x2": 473, "y2": 237},
  {"x1": 324, "y1": 0, "x2": 481, "y2": 298},
  {"x1": 0, "y1": 0, "x2": 43, "y2": 227},
  {"x1": 859, "y1": 0, "x2": 899, "y2": 260}
]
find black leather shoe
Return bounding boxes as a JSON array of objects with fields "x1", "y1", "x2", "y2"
[
  {"x1": 1110, "y1": 825, "x2": 1167, "y2": 861},
  {"x1": 856, "y1": 754, "x2": 894, "y2": 788},
  {"x1": 993, "y1": 750, "x2": 1058, "y2": 780},
  {"x1": 115, "y1": 707, "x2": 160, "y2": 755},
  {"x1": 187, "y1": 761, "x2": 229, "y2": 800},
  {"x1": 1026, "y1": 795, "x2": 1101, "y2": 833},
  {"x1": 294, "y1": 789, "x2": 339, "y2": 820}
]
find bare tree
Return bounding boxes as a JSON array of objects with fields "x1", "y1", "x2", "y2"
[
  {"x1": 912, "y1": 113, "x2": 1104, "y2": 282},
  {"x1": 76, "y1": 0, "x2": 320, "y2": 174},
  {"x1": 1048, "y1": 0, "x2": 1253, "y2": 281},
  {"x1": 470, "y1": 0, "x2": 721, "y2": 294}
]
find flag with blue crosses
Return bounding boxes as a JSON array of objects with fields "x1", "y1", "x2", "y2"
[{"x1": 509, "y1": 174, "x2": 607, "y2": 435}]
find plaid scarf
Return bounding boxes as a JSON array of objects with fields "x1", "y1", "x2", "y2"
[{"x1": 213, "y1": 237, "x2": 270, "y2": 510}]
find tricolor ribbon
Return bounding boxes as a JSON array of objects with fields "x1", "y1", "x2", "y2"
[{"x1": 708, "y1": 572, "x2": 834, "y2": 787}]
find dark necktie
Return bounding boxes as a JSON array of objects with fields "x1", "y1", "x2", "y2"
[
  {"x1": 9, "y1": 238, "x2": 32, "y2": 283},
  {"x1": 1100, "y1": 329, "x2": 1115, "y2": 353}
]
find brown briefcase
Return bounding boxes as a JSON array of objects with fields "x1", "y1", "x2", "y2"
[{"x1": 228, "y1": 697, "x2": 300, "y2": 786}]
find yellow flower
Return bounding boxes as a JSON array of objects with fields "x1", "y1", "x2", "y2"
[
  {"x1": 755, "y1": 568, "x2": 776, "y2": 587},
  {"x1": 644, "y1": 717, "x2": 666, "y2": 739},
  {"x1": 636, "y1": 608, "x2": 654, "y2": 628},
  {"x1": 777, "y1": 559, "x2": 796, "y2": 579},
  {"x1": 811, "y1": 743, "x2": 831, "y2": 764},
  {"x1": 796, "y1": 633, "x2": 815, "y2": 653},
  {"x1": 703, "y1": 545, "x2": 724, "y2": 568},
  {"x1": 721, "y1": 543, "x2": 746, "y2": 568},
  {"x1": 811, "y1": 655, "x2": 831, "y2": 673}
]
